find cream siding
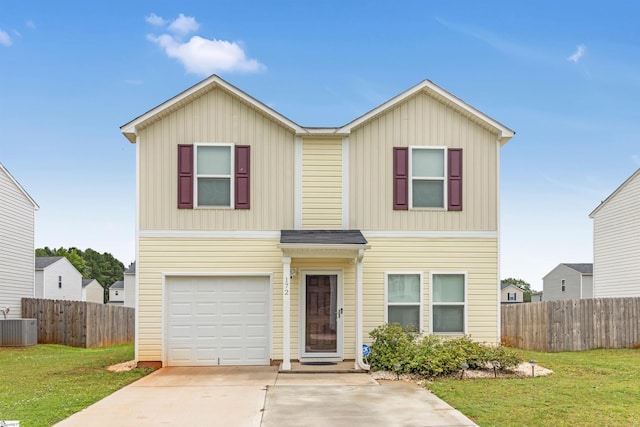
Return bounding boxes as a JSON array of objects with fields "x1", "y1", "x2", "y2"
[
  {"x1": 500, "y1": 285, "x2": 523, "y2": 303},
  {"x1": 83, "y1": 280, "x2": 104, "y2": 304},
  {"x1": 349, "y1": 92, "x2": 499, "y2": 231},
  {"x1": 302, "y1": 138, "x2": 343, "y2": 229},
  {"x1": 138, "y1": 87, "x2": 295, "y2": 231},
  {"x1": 0, "y1": 168, "x2": 36, "y2": 318},
  {"x1": 361, "y1": 237, "x2": 499, "y2": 343},
  {"x1": 592, "y1": 171, "x2": 640, "y2": 297}
]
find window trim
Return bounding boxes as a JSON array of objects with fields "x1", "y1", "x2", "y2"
[
  {"x1": 194, "y1": 142, "x2": 235, "y2": 209},
  {"x1": 429, "y1": 271, "x2": 467, "y2": 335},
  {"x1": 561, "y1": 279, "x2": 566, "y2": 292},
  {"x1": 384, "y1": 272, "x2": 423, "y2": 331},
  {"x1": 409, "y1": 146, "x2": 448, "y2": 210},
  {"x1": 507, "y1": 292, "x2": 516, "y2": 301}
]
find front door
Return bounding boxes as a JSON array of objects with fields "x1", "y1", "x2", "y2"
[{"x1": 301, "y1": 273, "x2": 342, "y2": 358}]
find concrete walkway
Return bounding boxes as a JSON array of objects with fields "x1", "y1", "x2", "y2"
[{"x1": 55, "y1": 366, "x2": 477, "y2": 427}]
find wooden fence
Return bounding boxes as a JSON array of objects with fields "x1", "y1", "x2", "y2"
[
  {"x1": 22, "y1": 298, "x2": 134, "y2": 348},
  {"x1": 501, "y1": 297, "x2": 640, "y2": 352}
]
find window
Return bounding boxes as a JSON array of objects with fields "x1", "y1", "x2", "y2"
[
  {"x1": 507, "y1": 292, "x2": 516, "y2": 301},
  {"x1": 196, "y1": 144, "x2": 233, "y2": 207},
  {"x1": 58, "y1": 276, "x2": 62, "y2": 289},
  {"x1": 386, "y1": 273, "x2": 422, "y2": 331},
  {"x1": 393, "y1": 147, "x2": 462, "y2": 211},
  {"x1": 177, "y1": 144, "x2": 250, "y2": 209},
  {"x1": 561, "y1": 279, "x2": 566, "y2": 292},
  {"x1": 431, "y1": 273, "x2": 466, "y2": 334},
  {"x1": 411, "y1": 147, "x2": 446, "y2": 208},
  {"x1": 115, "y1": 291, "x2": 119, "y2": 296}
]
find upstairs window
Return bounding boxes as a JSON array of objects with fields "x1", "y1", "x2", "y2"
[
  {"x1": 58, "y1": 276, "x2": 62, "y2": 289},
  {"x1": 393, "y1": 147, "x2": 462, "y2": 211},
  {"x1": 411, "y1": 147, "x2": 445, "y2": 208},
  {"x1": 507, "y1": 292, "x2": 516, "y2": 301},
  {"x1": 561, "y1": 279, "x2": 566, "y2": 292},
  {"x1": 196, "y1": 144, "x2": 232, "y2": 207}
]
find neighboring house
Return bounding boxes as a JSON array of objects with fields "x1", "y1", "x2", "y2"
[
  {"x1": 109, "y1": 281, "x2": 124, "y2": 305},
  {"x1": 530, "y1": 291, "x2": 543, "y2": 302},
  {"x1": 35, "y1": 256, "x2": 83, "y2": 301},
  {"x1": 0, "y1": 163, "x2": 39, "y2": 319},
  {"x1": 589, "y1": 168, "x2": 640, "y2": 297},
  {"x1": 500, "y1": 283, "x2": 524, "y2": 304},
  {"x1": 82, "y1": 279, "x2": 104, "y2": 304},
  {"x1": 120, "y1": 75, "x2": 514, "y2": 368},
  {"x1": 542, "y1": 263, "x2": 593, "y2": 301},
  {"x1": 123, "y1": 262, "x2": 136, "y2": 308}
]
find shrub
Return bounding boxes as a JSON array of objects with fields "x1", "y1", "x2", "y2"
[{"x1": 367, "y1": 323, "x2": 525, "y2": 378}]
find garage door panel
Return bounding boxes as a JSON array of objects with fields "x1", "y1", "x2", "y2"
[{"x1": 166, "y1": 276, "x2": 270, "y2": 366}]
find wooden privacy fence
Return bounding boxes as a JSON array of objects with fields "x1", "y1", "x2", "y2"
[
  {"x1": 501, "y1": 297, "x2": 640, "y2": 352},
  {"x1": 22, "y1": 298, "x2": 134, "y2": 348}
]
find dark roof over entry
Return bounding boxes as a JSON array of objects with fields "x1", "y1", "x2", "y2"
[{"x1": 280, "y1": 230, "x2": 368, "y2": 245}]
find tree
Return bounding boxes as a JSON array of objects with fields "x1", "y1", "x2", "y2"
[{"x1": 501, "y1": 278, "x2": 533, "y2": 303}]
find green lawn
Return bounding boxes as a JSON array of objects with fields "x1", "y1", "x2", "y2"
[
  {"x1": 0, "y1": 343, "x2": 154, "y2": 427},
  {"x1": 427, "y1": 348, "x2": 640, "y2": 427}
]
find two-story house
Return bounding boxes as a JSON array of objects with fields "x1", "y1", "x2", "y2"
[
  {"x1": 589, "y1": 168, "x2": 640, "y2": 297},
  {"x1": 121, "y1": 75, "x2": 514, "y2": 369},
  {"x1": 0, "y1": 163, "x2": 39, "y2": 319},
  {"x1": 542, "y1": 263, "x2": 593, "y2": 301},
  {"x1": 35, "y1": 256, "x2": 83, "y2": 301}
]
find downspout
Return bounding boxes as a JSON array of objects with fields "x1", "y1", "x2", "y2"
[{"x1": 355, "y1": 249, "x2": 369, "y2": 370}]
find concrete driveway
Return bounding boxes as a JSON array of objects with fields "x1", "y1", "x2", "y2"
[{"x1": 55, "y1": 366, "x2": 477, "y2": 427}]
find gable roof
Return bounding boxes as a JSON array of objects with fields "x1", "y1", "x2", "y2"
[
  {"x1": 500, "y1": 283, "x2": 523, "y2": 291},
  {"x1": 121, "y1": 75, "x2": 515, "y2": 145},
  {"x1": 563, "y1": 263, "x2": 593, "y2": 274},
  {"x1": 0, "y1": 163, "x2": 39, "y2": 210},
  {"x1": 35, "y1": 256, "x2": 65, "y2": 269},
  {"x1": 82, "y1": 279, "x2": 102, "y2": 287},
  {"x1": 124, "y1": 261, "x2": 136, "y2": 274},
  {"x1": 589, "y1": 168, "x2": 640, "y2": 218},
  {"x1": 109, "y1": 280, "x2": 124, "y2": 290}
]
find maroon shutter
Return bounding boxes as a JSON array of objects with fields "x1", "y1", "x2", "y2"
[
  {"x1": 448, "y1": 148, "x2": 462, "y2": 211},
  {"x1": 177, "y1": 144, "x2": 194, "y2": 209},
  {"x1": 235, "y1": 145, "x2": 250, "y2": 209},
  {"x1": 393, "y1": 147, "x2": 409, "y2": 210}
]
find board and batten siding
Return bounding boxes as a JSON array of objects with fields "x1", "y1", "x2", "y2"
[
  {"x1": 138, "y1": 87, "x2": 296, "y2": 231},
  {"x1": 349, "y1": 92, "x2": 499, "y2": 231},
  {"x1": 592, "y1": 171, "x2": 640, "y2": 297},
  {"x1": 302, "y1": 138, "x2": 343, "y2": 229},
  {"x1": 0, "y1": 168, "x2": 36, "y2": 318}
]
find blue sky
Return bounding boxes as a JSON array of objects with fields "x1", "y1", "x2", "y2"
[{"x1": 2, "y1": 1, "x2": 639, "y2": 289}]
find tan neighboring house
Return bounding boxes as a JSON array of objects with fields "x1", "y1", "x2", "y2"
[
  {"x1": 500, "y1": 283, "x2": 524, "y2": 304},
  {"x1": 120, "y1": 75, "x2": 514, "y2": 368},
  {"x1": 35, "y1": 257, "x2": 83, "y2": 301},
  {"x1": 82, "y1": 279, "x2": 104, "y2": 304},
  {"x1": 108, "y1": 281, "x2": 124, "y2": 305},
  {"x1": 0, "y1": 163, "x2": 39, "y2": 319},
  {"x1": 123, "y1": 262, "x2": 136, "y2": 308},
  {"x1": 589, "y1": 168, "x2": 640, "y2": 297},
  {"x1": 542, "y1": 263, "x2": 593, "y2": 301}
]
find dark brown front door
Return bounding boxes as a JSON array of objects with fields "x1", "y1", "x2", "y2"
[{"x1": 305, "y1": 275, "x2": 337, "y2": 353}]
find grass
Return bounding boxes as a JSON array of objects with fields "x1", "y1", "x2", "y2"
[
  {"x1": 0, "y1": 343, "x2": 154, "y2": 427},
  {"x1": 427, "y1": 348, "x2": 640, "y2": 427}
]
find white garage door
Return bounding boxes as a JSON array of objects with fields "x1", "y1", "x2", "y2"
[{"x1": 166, "y1": 276, "x2": 270, "y2": 366}]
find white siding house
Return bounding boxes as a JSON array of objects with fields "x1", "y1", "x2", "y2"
[
  {"x1": 542, "y1": 263, "x2": 593, "y2": 301},
  {"x1": 35, "y1": 257, "x2": 83, "y2": 301},
  {"x1": 123, "y1": 262, "x2": 135, "y2": 308},
  {"x1": 589, "y1": 169, "x2": 640, "y2": 297},
  {"x1": 0, "y1": 163, "x2": 39, "y2": 319},
  {"x1": 109, "y1": 281, "x2": 124, "y2": 305},
  {"x1": 82, "y1": 279, "x2": 104, "y2": 304}
]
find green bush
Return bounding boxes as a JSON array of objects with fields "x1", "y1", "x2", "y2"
[{"x1": 367, "y1": 323, "x2": 525, "y2": 378}]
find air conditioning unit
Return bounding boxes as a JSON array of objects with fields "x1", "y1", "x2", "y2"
[{"x1": 0, "y1": 319, "x2": 38, "y2": 347}]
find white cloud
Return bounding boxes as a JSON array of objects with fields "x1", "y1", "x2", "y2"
[
  {"x1": 568, "y1": 44, "x2": 586, "y2": 63},
  {"x1": 168, "y1": 13, "x2": 199, "y2": 37},
  {"x1": 26, "y1": 20, "x2": 36, "y2": 29},
  {"x1": 146, "y1": 13, "x2": 265, "y2": 75},
  {"x1": 0, "y1": 29, "x2": 12, "y2": 47},
  {"x1": 145, "y1": 13, "x2": 166, "y2": 26},
  {"x1": 148, "y1": 33, "x2": 265, "y2": 75}
]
